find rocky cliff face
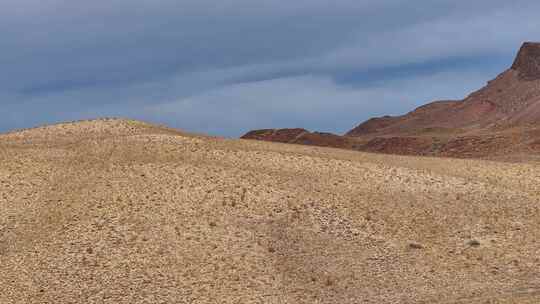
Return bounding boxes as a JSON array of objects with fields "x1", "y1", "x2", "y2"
[{"x1": 511, "y1": 42, "x2": 540, "y2": 80}]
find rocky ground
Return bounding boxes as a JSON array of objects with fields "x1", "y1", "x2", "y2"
[{"x1": 1, "y1": 119, "x2": 540, "y2": 303}]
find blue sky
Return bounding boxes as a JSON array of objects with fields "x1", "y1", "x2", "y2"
[{"x1": 2, "y1": 0, "x2": 540, "y2": 136}]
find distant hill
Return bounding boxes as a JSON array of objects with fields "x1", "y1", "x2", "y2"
[
  {"x1": 242, "y1": 42, "x2": 540, "y2": 160},
  {"x1": 241, "y1": 128, "x2": 358, "y2": 149}
]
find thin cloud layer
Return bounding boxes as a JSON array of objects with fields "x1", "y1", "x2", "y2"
[{"x1": 1, "y1": 0, "x2": 539, "y2": 135}]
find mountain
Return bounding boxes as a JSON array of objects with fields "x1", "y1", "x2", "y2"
[
  {"x1": 242, "y1": 42, "x2": 540, "y2": 160},
  {"x1": 240, "y1": 128, "x2": 359, "y2": 149},
  {"x1": 2, "y1": 118, "x2": 540, "y2": 303}
]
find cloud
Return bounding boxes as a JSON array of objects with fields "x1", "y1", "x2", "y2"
[
  {"x1": 144, "y1": 68, "x2": 492, "y2": 137},
  {"x1": 320, "y1": 3, "x2": 540, "y2": 70},
  {"x1": 1, "y1": 0, "x2": 539, "y2": 135}
]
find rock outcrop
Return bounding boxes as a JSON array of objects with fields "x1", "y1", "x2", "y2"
[{"x1": 511, "y1": 42, "x2": 540, "y2": 80}]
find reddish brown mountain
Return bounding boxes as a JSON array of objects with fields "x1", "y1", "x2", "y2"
[
  {"x1": 240, "y1": 128, "x2": 358, "y2": 149},
  {"x1": 241, "y1": 128, "x2": 308, "y2": 143},
  {"x1": 241, "y1": 42, "x2": 540, "y2": 160},
  {"x1": 512, "y1": 42, "x2": 540, "y2": 80}
]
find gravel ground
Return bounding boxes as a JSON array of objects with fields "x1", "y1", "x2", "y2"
[{"x1": 1, "y1": 119, "x2": 540, "y2": 303}]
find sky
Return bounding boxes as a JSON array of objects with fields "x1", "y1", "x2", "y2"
[{"x1": 2, "y1": 0, "x2": 540, "y2": 137}]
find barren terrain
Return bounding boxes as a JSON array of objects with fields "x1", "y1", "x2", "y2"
[{"x1": 2, "y1": 119, "x2": 540, "y2": 303}]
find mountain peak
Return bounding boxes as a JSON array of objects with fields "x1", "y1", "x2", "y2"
[{"x1": 511, "y1": 42, "x2": 540, "y2": 80}]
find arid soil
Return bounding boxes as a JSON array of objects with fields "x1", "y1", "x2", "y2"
[
  {"x1": 2, "y1": 118, "x2": 540, "y2": 303},
  {"x1": 242, "y1": 42, "x2": 540, "y2": 160}
]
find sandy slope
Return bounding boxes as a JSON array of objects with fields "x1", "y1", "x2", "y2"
[{"x1": 1, "y1": 119, "x2": 540, "y2": 303}]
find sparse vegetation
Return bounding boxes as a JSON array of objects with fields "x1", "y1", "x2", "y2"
[{"x1": 1, "y1": 119, "x2": 540, "y2": 303}]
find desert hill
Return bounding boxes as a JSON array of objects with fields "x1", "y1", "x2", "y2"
[
  {"x1": 242, "y1": 42, "x2": 540, "y2": 160},
  {"x1": 2, "y1": 118, "x2": 540, "y2": 303}
]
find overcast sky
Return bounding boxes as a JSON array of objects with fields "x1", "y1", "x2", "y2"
[{"x1": 2, "y1": 0, "x2": 540, "y2": 136}]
